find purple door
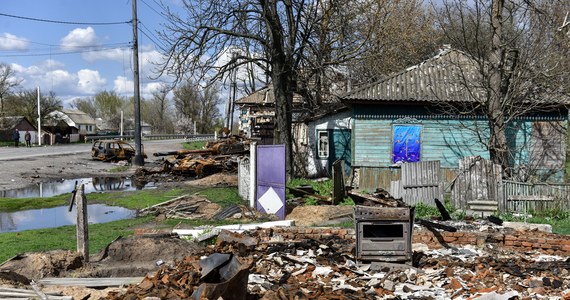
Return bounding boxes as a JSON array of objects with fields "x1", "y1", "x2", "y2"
[{"x1": 256, "y1": 145, "x2": 286, "y2": 220}]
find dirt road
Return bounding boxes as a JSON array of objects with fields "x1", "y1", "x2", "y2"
[{"x1": 0, "y1": 140, "x2": 188, "y2": 192}]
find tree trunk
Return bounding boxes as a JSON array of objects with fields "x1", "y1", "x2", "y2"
[
  {"x1": 272, "y1": 61, "x2": 294, "y2": 179},
  {"x1": 488, "y1": 0, "x2": 509, "y2": 176}
]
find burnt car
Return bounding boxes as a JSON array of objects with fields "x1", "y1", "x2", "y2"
[{"x1": 91, "y1": 139, "x2": 145, "y2": 162}]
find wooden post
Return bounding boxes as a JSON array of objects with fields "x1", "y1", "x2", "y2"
[
  {"x1": 75, "y1": 184, "x2": 89, "y2": 262},
  {"x1": 332, "y1": 159, "x2": 346, "y2": 205}
]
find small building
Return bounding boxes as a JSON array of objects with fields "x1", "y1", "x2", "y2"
[
  {"x1": 293, "y1": 106, "x2": 351, "y2": 178},
  {"x1": 46, "y1": 109, "x2": 96, "y2": 143},
  {"x1": 0, "y1": 116, "x2": 37, "y2": 144},
  {"x1": 341, "y1": 47, "x2": 569, "y2": 191},
  {"x1": 236, "y1": 85, "x2": 303, "y2": 145}
]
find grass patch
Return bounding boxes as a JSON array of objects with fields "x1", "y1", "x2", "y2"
[
  {"x1": 0, "y1": 186, "x2": 248, "y2": 263},
  {"x1": 183, "y1": 141, "x2": 207, "y2": 150},
  {"x1": 0, "y1": 216, "x2": 153, "y2": 263},
  {"x1": 196, "y1": 187, "x2": 245, "y2": 207},
  {"x1": 0, "y1": 194, "x2": 70, "y2": 212},
  {"x1": 108, "y1": 165, "x2": 131, "y2": 172}
]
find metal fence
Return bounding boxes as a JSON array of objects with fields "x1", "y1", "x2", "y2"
[{"x1": 84, "y1": 134, "x2": 215, "y2": 143}]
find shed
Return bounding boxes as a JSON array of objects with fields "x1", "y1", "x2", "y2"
[
  {"x1": 341, "y1": 47, "x2": 568, "y2": 192},
  {"x1": 0, "y1": 116, "x2": 37, "y2": 144},
  {"x1": 293, "y1": 106, "x2": 351, "y2": 178}
]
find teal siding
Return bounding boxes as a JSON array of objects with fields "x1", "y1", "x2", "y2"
[
  {"x1": 353, "y1": 116, "x2": 489, "y2": 168},
  {"x1": 329, "y1": 129, "x2": 351, "y2": 174},
  {"x1": 352, "y1": 104, "x2": 568, "y2": 181}
]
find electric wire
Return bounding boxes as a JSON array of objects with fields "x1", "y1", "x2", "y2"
[
  {"x1": 0, "y1": 12, "x2": 131, "y2": 25},
  {"x1": 0, "y1": 45, "x2": 131, "y2": 58}
]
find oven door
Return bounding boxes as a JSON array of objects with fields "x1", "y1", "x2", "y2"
[{"x1": 356, "y1": 221, "x2": 411, "y2": 260}]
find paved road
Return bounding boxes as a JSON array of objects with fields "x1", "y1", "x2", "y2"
[
  {"x1": 0, "y1": 139, "x2": 187, "y2": 161},
  {"x1": 0, "y1": 139, "x2": 193, "y2": 191}
]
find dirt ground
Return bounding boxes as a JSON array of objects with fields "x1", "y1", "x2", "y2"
[{"x1": 0, "y1": 140, "x2": 347, "y2": 299}]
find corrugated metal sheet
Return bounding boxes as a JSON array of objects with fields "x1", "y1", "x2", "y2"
[
  {"x1": 235, "y1": 85, "x2": 303, "y2": 105},
  {"x1": 343, "y1": 48, "x2": 482, "y2": 103}
]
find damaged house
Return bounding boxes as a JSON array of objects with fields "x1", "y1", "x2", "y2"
[{"x1": 340, "y1": 47, "x2": 569, "y2": 200}]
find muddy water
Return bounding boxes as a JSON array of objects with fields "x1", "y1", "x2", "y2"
[
  {"x1": 0, "y1": 204, "x2": 136, "y2": 233},
  {"x1": 0, "y1": 176, "x2": 149, "y2": 233},
  {"x1": 0, "y1": 176, "x2": 155, "y2": 198}
]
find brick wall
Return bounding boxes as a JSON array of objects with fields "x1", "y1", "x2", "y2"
[{"x1": 262, "y1": 227, "x2": 570, "y2": 256}]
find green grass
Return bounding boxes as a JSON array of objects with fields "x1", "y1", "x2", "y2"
[
  {"x1": 182, "y1": 141, "x2": 207, "y2": 150},
  {"x1": 196, "y1": 187, "x2": 246, "y2": 207},
  {"x1": 108, "y1": 165, "x2": 131, "y2": 172},
  {"x1": 0, "y1": 186, "x2": 249, "y2": 263},
  {"x1": 0, "y1": 216, "x2": 153, "y2": 263}
]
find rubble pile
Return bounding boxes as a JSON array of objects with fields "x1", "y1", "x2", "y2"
[
  {"x1": 138, "y1": 136, "x2": 251, "y2": 179},
  {"x1": 100, "y1": 227, "x2": 570, "y2": 299}
]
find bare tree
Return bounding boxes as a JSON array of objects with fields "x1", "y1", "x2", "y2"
[
  {"x1": 143, "y1": 84, "x2": 175, "y2": 134},
  {"x1": 5, "y1": 89, "x2": 62, "y2": 124},
  {"x1": 434, "y1": 0, "x2": 570, "y2": 176},
  {"x1": 172, "y1": 80, "x2": 222, "y2": 134},
  {"x1": 158, "y1": 0, "x2": 383, "y2": 177},
  {"x1": 0, "y1": 63, "x2": 22, "y2": 114},
  {"x1": 71, "y1": 97, "x2": 98, "y2": 118}
]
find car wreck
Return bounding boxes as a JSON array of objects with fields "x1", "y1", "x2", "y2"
[{"x1": 91, "y1": 140, "x2": 145, "y2": 163}]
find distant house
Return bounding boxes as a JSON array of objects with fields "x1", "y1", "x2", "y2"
[
  {"x1": 341, "y1": 47, "x2": 569, "y2": 191},
  {"x1": 236, "y1": 85, "x2": 303, "y2": 145},
  {"x1": 46, "y1": 109, "x2": 97, "y2": 142},
  {"x1": 0, "y1": 116, "x2": 37, "y2": 144}
]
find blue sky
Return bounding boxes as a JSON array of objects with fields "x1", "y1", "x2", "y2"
[{"x1": 0, "y1": 0, "x2": 181, "y2": 107}]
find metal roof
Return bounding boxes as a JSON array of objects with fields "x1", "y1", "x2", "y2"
[
  {"x1": 342, "y1": 48, "x2": 484, "y2": 103},
  {"x1": 235, "y1": 85, "x2": 303, "y2": 105}
]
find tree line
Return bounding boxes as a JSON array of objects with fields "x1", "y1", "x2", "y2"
[{"x1": 0, "y1": 67, "x2": 224, "y2": 135}]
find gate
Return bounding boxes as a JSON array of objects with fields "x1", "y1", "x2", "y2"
[
  {"x1": 256, "y1": 145, "x2": 286, "y2": 219},
  {"x1": 450, "y1": 156, "x2": 503, "y2": 211}
]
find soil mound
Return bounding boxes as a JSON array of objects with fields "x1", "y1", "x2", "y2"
[{"x1": 286, "y1": 205, "x2": 353, "y2": 226}]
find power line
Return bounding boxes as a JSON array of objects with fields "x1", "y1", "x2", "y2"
[
  {"x1": 0, "y1": 45, "x2": 131, "y2": 58},
  {"x1": 139, "y1": 21, "x2": 166, "y2": 50},
  {"x1": 0, "y1": 12, "x2": 131, "y2": 25}
]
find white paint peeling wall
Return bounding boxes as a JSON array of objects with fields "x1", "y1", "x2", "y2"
[{"x1": 304, "y1": 110, "x2": 352, "y2": 177}]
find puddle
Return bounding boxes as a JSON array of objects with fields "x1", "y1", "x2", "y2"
[
  {"x1": 0, "y1": 177, "x2": 155, "y2": 198},
  {"x1": 0, "y1": 204, "x2": 136, "y2": 233}
]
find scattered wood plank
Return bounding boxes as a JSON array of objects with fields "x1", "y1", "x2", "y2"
[{"x1": 38, "y1": 277, "x2": 144, "y2": 288}]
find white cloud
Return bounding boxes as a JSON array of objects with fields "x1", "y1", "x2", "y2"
[
  {"x1": 60, "y1": 27, "x2": 99, "y2": 51},
  {"x1": 114, "y1": 76, "x2": 132, "y2": 95},
  {"x1": 0, "y1": 33, "x2": 29, "y2": 50},
  {"x1": 77, "y1": 69, "x2": 107, "y2": 94}
]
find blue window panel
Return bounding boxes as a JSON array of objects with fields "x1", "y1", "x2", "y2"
[{"x1": 393, "y1": 125, "x2": 421, "y2": 163}]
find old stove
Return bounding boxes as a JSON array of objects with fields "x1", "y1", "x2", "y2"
[{"x1": 354, "y1": 205, "x2": 415, "y2": 262}]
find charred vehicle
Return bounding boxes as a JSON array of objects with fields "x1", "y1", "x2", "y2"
[{"x1": 91, "y1": 140, "x2": 145, "y2": 162}]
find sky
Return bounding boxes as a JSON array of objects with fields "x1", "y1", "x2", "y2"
[{"x1": 0, "y1": 0, "x2": 182, "y2": 107}]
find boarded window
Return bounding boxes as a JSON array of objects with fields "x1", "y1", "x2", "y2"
[
  {"x1": 530, "y1": 122, "x2": 564, "y2": 168},
  {"x1": 392, "y1": 125, "x2": 421, "y2": 163}
]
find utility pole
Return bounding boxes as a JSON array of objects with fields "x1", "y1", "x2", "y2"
[
  {"x1": 131, "y1": 0, "x2": 144, "y2": 166},
  {"x1": 37, "y1": 87, "x2": 41, "y2": 146}
]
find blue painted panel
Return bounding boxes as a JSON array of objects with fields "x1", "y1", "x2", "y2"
[{"x1": 392, "y1": 125, "x2": 421, "y2": 163}]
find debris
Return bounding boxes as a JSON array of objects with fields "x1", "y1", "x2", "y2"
[
  {"x1": 487, "y1": 215, "x2": 503, "y2": 226},
  {"x1": 434, "y1": 198, "x2": 451, "y2": 221},
  {"x1": 416, "y1": 218, "x2": 457, "y2": 232},
  {"x1": 348, "y1": 189, "x2": 406, "y2": 207}
]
